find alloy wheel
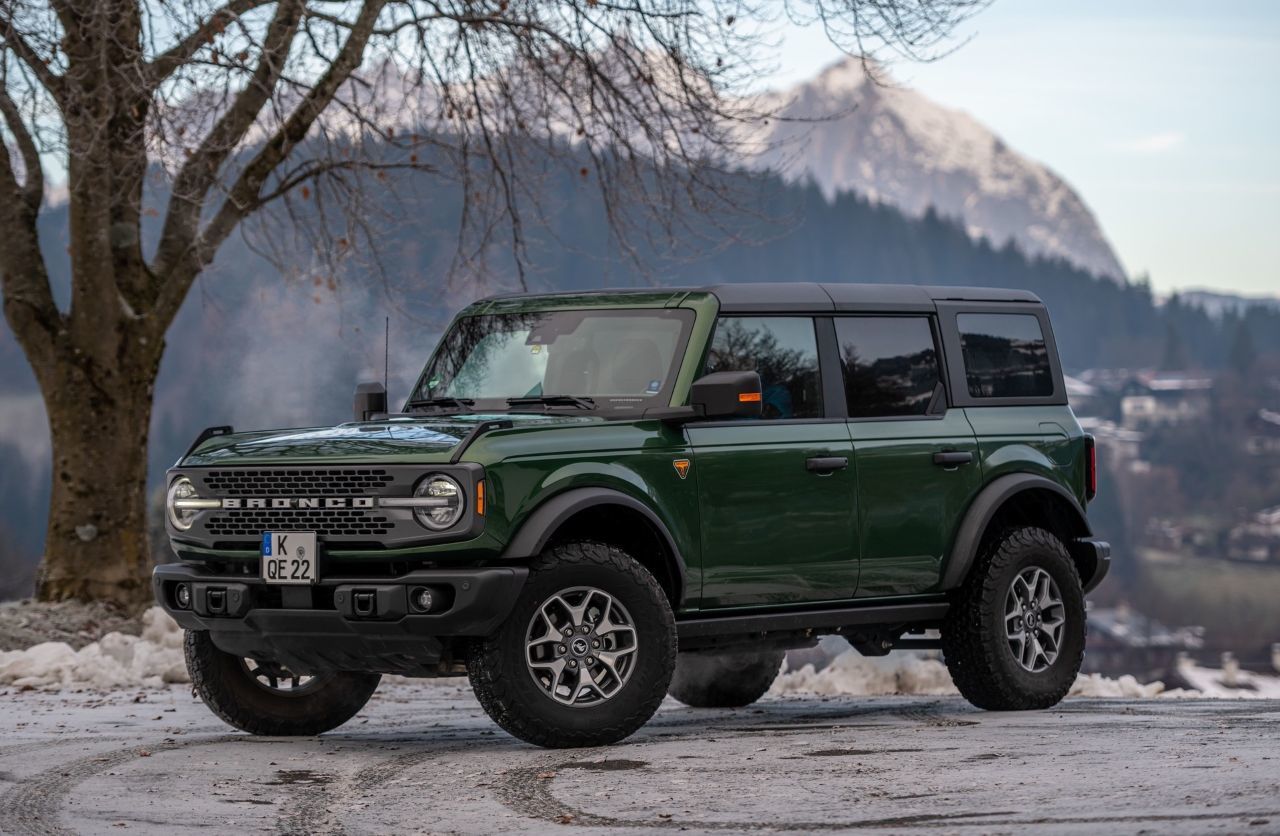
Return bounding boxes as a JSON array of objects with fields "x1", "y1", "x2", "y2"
[
  {"x1": 1004, "y1": 566, "x2": 1067, "y2": 673},
  {"x1": 525, "y1": 586, "x2": 639, "y2": 707}
]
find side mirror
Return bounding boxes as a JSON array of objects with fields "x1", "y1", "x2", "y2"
[
  {"x1": 353, "y1": 382, "x2": 387, "y2": 422},
  {"x1": 689, "y1": 370, "x2": 762, "y2": 421}
]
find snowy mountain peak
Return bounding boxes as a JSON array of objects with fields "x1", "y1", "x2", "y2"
[{"x1": 751, "y1": 57, "x2": 1127, "y2": 281}]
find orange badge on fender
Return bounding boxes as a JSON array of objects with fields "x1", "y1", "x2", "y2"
[{"x1": 673, "y1": 459, "x2": 691, "y2": 480}]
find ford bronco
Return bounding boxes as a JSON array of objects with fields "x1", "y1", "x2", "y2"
[{"x1": 155, "y1": 283, "x2": 1109, "y2": 748}]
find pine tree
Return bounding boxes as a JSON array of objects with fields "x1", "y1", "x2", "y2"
[
  {"x1": 1229, "y1": 322, "x2": 1257, "y2": 376},
  {"x1": 1161, "y1": 322, "x2": 1189, "y2": 371}
]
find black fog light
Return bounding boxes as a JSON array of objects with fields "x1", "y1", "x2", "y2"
[
  {"x1": 410, "y1": 586, "x2": 435, "y2": 613},
  {"x1": 174, "y1": 583, "x2": 191, "y2": 609}
]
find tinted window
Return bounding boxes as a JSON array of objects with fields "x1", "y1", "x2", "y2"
[
  {"x1": 958, "y1": 313, "x2": 1053, "y2": 398},
  {"x1": 836, "y1": 317, "x2": 940, "y2": 417},
  {"x1": 704, "y1": 317, "x2": 823, "y2": 419}
]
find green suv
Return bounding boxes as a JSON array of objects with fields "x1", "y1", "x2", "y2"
[{"x1": 155, "y1": 283, "x2": 1109, "y2": 747}]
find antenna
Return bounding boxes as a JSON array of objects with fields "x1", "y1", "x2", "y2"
[{"x1": 383, "y1": 316, "x2": 390, "y2": 397}]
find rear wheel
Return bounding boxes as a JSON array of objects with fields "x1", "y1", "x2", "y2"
[
  {"x1": 184, "y1": 630, "x2": 380, "y2": 735},
  {"x1": 668, "y1": 650, "x2": 785, "y2": 708},
  {"x1": 468, "y1": 541, "x2": 676, "y2": 748},
  {"x1": 942, "y1": 526, "x2": 1085, "y2": 710}
]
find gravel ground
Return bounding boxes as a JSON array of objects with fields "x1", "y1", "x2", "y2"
[
  {"x1": 1, "y1": 680, "x2": 1278, "y2": 835},
  {"x1": 0, "y1": 600, "x2": 141, "y2": 652}
]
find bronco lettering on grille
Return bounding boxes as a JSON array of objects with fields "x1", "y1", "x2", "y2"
[{"x1": 220, "y1": 497, "x2": 376, "y2": 509}]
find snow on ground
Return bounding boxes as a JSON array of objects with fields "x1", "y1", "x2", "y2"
[
  {"x1": 0, "y1": 607, "x2": 186, "y2": 690},
  {"x1": 1179, "y1": 660, "x2": 1280, "y2": 699},
  {"x1": 772, "y1": 643, "x2": 1277, "y2": 700},
  {"x1": 772, "y1": 650, "x2": 961, "y2": 697},
  {"x1": 2, "y1": 605, "x2": 1279, "y2": 699}
]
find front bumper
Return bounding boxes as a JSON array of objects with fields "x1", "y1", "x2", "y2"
[{"x1": 153, "y1": 562, "x2": 527, "y2": 676}]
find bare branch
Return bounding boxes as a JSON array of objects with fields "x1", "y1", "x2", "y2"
[
  {"x1": 0, "y1": 84, "x2": 42, "y2": 209},
  {"x1": 151, "y1": 0, "x2": 304, "y2": 281},
  {"x1": 0, "y1": 112, "x2": 58, "y2": 358},
  {"x1": 0, "y1": 17, "x2": 62, "y2": 98},
  {"x1": 253, "y1": 158, "x2": 434, "y2": 206},
  {"x1": 147, "y1": 0, "x2": 280, "y2": 85},
  {"x1": 155, "y1": 0, "x2": 387, "y2": 320}
]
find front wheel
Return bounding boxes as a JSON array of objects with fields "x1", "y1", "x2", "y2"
[
  {"x1": 942, "y1": 526, "x2": 1085, "y2": 710},
  {"x1": 467, "y1": 541, "x2": 676, "y2": 748},
  {"x1": 184, "y1": 630, "x2": 380, "y2": 735}
]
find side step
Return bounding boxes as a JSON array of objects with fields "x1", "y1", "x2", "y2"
[{"x1": 676, "y1": 599, "x2": 949, "y2": 652}]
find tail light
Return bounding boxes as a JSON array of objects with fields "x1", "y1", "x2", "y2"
[{"x1": 1085, "y1": 435, "x2": 1097, "y2": 501}]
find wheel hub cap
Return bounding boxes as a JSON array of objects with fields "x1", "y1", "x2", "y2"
[
  {"x1": 525, "y1": 586, "x2": 638, "y2": 707},
  {"x1": 1004, "y1": 566, "x2": 1066, "y2": 674}
]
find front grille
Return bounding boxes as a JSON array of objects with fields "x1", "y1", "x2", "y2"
[
  {"x1": 202, "y1": 468, "x2": 394, "y2": 496},
  {"x1": 205, "y1": 508, "x2": 393, "y2": 537}
]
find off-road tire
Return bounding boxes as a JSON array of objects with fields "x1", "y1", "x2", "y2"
[
  {"x1": 467, "y1": 541, "x2": 677, "y2": 748},
  {"x1": 942, "y1": 526, "x2": 1085, "y2": 711},
  {"x1": 668, "y1": 650, "x2": 785, "y2": 708},
  {"x1": 184, "y1": 630, "x2": 381, "y2": 736}
]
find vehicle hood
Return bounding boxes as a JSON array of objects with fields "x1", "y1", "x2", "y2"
[{"x1": 178, "y1": 413, "x2": 598, "y2": 466}]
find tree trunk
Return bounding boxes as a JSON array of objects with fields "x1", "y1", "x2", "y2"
[{"x1": 33, "y1": 336, "x2": 162, "y2": 608}]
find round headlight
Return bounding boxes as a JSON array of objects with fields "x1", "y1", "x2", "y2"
[
  {"x1": 166, "y1": 477, "x2": 198, "y2": 531},
  {"x1": 414, "y1": 474, "x2": 465, "y2": 530}
]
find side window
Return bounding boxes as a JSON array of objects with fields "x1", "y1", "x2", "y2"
[
  {"x1": 704, "y1": 317, "x2": 823, "y2": 419},
  {"x1": 957, "y1": 313, "x2": 1053, "y2": 398},
  {"x1": 835, "y1": 316, "x2": 940, "y2": 418}
]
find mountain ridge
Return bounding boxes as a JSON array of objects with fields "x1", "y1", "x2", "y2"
[{"x1": 747, "y1": 58, "x2": 1127, "y2": 282}]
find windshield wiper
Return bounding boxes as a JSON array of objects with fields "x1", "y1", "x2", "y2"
[
  {"x1": 406, "y1": 397, "x2": 475, "y2": 414},
  {"x1": 506, "y1": 395, "x2": 596, "y2": 411}
]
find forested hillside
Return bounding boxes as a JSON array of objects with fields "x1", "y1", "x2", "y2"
[{"x1": 1, "y1": 151, "x2": 1276, "y2": 593}]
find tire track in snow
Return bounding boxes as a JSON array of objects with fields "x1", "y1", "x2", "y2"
[
  {"x1": 492, "y1": 756, "x2": 1013, "y2": 831},
  {"x1": 272, "y1": 738, "x2": 488, "y2": 834},
  {"x1": 0, "y1": 735, "x2": 239, "y2": 835}
]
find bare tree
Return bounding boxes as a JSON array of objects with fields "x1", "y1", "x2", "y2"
[{"x1": 0, "y1": 0, "x2": 986, "y2": 606}]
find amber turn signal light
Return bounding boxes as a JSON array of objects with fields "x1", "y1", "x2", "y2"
[
  {"x1": 738, "y1": 392, "x2": 762, "y2": 403},
  {"x1": 476, "y1": 480, "x2": 486, "y2": 516}
]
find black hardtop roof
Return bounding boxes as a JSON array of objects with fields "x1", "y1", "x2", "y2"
[{"x1": 476, "y1": 282, "x2": 1042, "y2": 313}]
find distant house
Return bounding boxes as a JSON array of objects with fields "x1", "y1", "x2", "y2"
[
  {"x1": 1076, "y1": 416, "x2": 1143, "y2": 465},
  {"x1": 1085, "y1": 605, "x2": 1204, "y2": 679},
  {"x1": 1245, "y1": 408, "x2": 1280, "y2": 455},
  {"x1": 1063, "y1": 374, "x2": 1098, "y2": 412},
  {"x1": 1119, "y1": 372, "x2": 1212, "y2": 429},
  {"x1": 1227, "y1": 506, "x2": 1280, "y2": 563}
]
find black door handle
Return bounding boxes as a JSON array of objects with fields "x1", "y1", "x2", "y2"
[
  {"x1": 933, "y1": 451, "x2": 974, "y2": 467},
  {"x1": 806, "y1": 456, "x2": 849, "y2": 474}
]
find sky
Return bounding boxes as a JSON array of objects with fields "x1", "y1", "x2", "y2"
[{"x1": 763, "y1": 0, "x2": 1280, "y2": 298}]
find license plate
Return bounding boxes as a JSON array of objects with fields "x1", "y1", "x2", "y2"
[{"x1": 261, "y1": 532, "x2": 318, "y2": 585}]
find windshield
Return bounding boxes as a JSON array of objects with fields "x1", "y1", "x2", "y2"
[{"x1": 412, "y1": 308, "x2": 694, "y2": 413}]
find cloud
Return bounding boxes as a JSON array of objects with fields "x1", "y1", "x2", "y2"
[{"x1": 1113, "y1": 132, "x2": 1185, "y2": 154}]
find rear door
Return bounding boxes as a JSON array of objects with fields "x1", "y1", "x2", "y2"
[
  {"x1": 835, "y1": 314, "x2": 983, "y2": 598},
  {"x1": 938, "y1": 304, "x2": 1078, "y2": 494},
  {"x1": 687, "y1": 316, "x2": 858, "y2": 608}
]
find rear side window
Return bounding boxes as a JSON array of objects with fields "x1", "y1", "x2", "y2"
[
  {"x1": 957, "y1": 313, "x2": 1053, "y2": 398},
  {"x1": 704, "y1": 317, "x2": 823, "y2": 419},
  {"x1": 835, "y1": 316, "x2": 940, "y2": 417}
]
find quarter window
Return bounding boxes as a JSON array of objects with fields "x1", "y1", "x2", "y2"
[
  {"x1": 957, "y1": 313, "x2": 1053, "y2": 398},
  {"x1": 835, "y1": 317, "x2": 940, "y2": 417},
  {"x1": 704, "y1": 317, "x2": 823, "y2": 419}
]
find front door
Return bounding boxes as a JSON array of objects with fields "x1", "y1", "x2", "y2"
[
  {"x1": 832, "y1": 315, "x2": 982, "y2": 598},
  {"x1": 688, "y1": 316, "x2": 858, "y2": 608}
]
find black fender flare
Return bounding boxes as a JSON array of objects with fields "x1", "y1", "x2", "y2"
[
  {"x1": 500, "y1": 487, "x2": 688, "y2": 605},
  {"x1": 940, "y1": 473, "x2": 1093, "y2": 591}
]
